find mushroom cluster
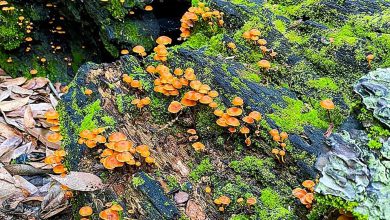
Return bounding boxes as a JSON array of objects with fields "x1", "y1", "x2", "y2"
[
  {"x1": 44, "y1": 149, "x2": 67, "y2": 176},
  {"x1": 292, "y1": 180, "x2": 316, "y2": 208},
  {"x1": 78, "y1": 128, "x2": 106, "y2": 148},
  {"x1": 1, "y1": 1, "x2": 15, "y2": 12},
  {"x1": 45, "y1": 110, "x2": 63, "y2": 143},
  {"x1": 131, "y1": 97, "x2": 151, "y2": 109},
  {"x1": 61, "y1": 184, "x2": 74, "y2": 199},
  {"x1": 214, "y1": 195, "x2": 231, "y2": 212},
  {"x1": 122, "y1": 74, "x2": 142, "y2": 90},
  {"x1": 269, "y1": 129, "x2": 288, "y2": 163},
  {"x1": 214, "y1": 97, "x2": 262, "y2": 146},
  {"x1": 99, "y1": 204, "x2": 123, "y2": 220},
  {"x1": 186, "y1": 129, "x2": 205, "y2": 152},
  {"x1": 132, "y1": 45, "x2": 146, "y2": 58},
  {"x1": 153, "y1": 36, "x2": 172, "y2": 62},
  {"x1": 179, "y1": 2, "x2": 224, "y2": 40}
]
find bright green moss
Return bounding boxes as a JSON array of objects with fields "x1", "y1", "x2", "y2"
[
  {"x1": 105, "y1": 0, "x2": 127, "y2": 20},
  {"x1": 116, "y1": 94, "x2": 124, "y2": 113},
  {"x1": 132, "y1": 176, "x2": 145, "y2": 187},
  {"x1": 101, "y1": 115, "x2": 116, "y2": 127},
  {"x1": 180, "y1": 32, "x2": 209, "y2": 49},
  {"x1": 79, "y1": 100, "x2": 102, "y2": 132},
  {"x1": 189, "y1": 158, "x2": 213, "y2": 182},
  {"x1": 231, "y1": 0, "x2": 257, "y2": 7},
  {"x1": 255, "y1": 188, "x2": 291, "y2": 219},
  {"x1": 268, "y1": 96, "x2": 328, "y2": 133},
  {"x1": 307, "y1": 77, "x2": 339, "y2": 91},
  {"x1": 328, "y1": 24, "x2": 358, "y2": 46}
]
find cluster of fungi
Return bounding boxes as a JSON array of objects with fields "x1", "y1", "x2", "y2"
[
  {"x1": 179, "y1": 2, "x2": 224, "y2": 39},
  {"x1": 78, "y1": 130, "x2": 155, "y2": 170},
  {"x1": 79, "y1": 204, "x2": 123, "y2": 220},
  {"x1": 187, "y1": 129, "x2": 205, "y2": 152},
  {"x1": 292, "y1": 180, "x2": 316, "y2": 209},
  {"x1": 215, "y1": 97, "x2": 262, "y2": 147},
  {"x1": 43, "y1": 149, "x2": 67, "y2": 175},
  {"x1": 269, "y1": 129, "x2": 289, "y2": 163}
]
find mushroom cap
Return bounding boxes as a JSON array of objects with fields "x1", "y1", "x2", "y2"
[
  {"x1": 145, "y1": 156, "x2": 155, "y2": 164},
  {"x1": 228, "y1": 127, "x2": 237, "y2": 133},
  {"x1": 45, "y1": 110, "x2": 59, "y2": 119},
  {"x1": 226, "y1": 117, "x2": 240, "y2": 127},
  {"x1": 271, "y1": 148, "x2": 279, "y2": 154},
  {"x1": 240, "y1": 126, "x2": 250, "y2": 134},
  {"x1": 199, "y1": 95, "x2": 213, "y2": 104},
  {"x1": 44, "y1": 155, "x2": 62, "y2": 164},
  {"x1": 120, "y1": 49, "x2": 129, "y2": 55},
  {"x1": 249, "y1": 29, "x2": 261, "y2": 36},
  {"x1": 30, "y1": 69, "x2": 38, "y2": 75},
  {"x1": 146, "y1": 66, "x2": 156, "y2": 74},
  {"x1": 302, "y1": 180, "x2": 315, "y2": 189},
  {"x1": 187, "y1": 129, "x2": 197, "y2": 135},
  {"x1": 232, "y1": 97, "x2": 244, "y2": 106},
  {"x1": 218, "y1": 196, "x2": 231, "y2": 205},
  {"x1": 237, "y1": 198, "x2": 244, "y2": 203},
  {"x1": 114, "y1": 140, "x2": 133, "y2": 152},
  {"x1": 208, "y1": 90, "x2": 219, "y2": 98},
  {"x1": 249, "y1": 111, "x2": 262, "y2": 121},
  {"x1": 102, "y1": 155, "x2": 124, "y2": 170},
  {"x1": 242, "y1": 116, "x2": 255, "y2": 124},
  {"x1": 136, "y1": 145, "x2": 150, "y2": 157},
  {"x1": 95, "y1": 135, "x2": 107, "y2": 143},
  {"x1": 84, "y1": 89, "x2": 93, "y2": 95},
  {"x1": 304, "y1": 193, "x2": 314, "y2": 203},
  {"x1": 79, "y1": 206, "x2": 93, "y2": 217},
  {"x1": 184, "y1": 91, "x2": 202, "y2": 101},
  {"x1": 108, "y1": 132, "x2": 127, "y2": 142},
  {"x1": 110, "y1": 204, "x2": 123, "y2": 211},
  {"x1": 144, "y1": 5, "x2": 153, "y2": 11},
  {"x1": 181, "y1": 98, "x2": 197, "y2": 107},
  {"x1": 99, "y1": 208, "x2": 119, "y2": 220},
  {"x1": 79, "y1": 130, "x2": 91, "y2": 139},
  {"x1": 280, "y1": 132, "x2": 288, "y2": 141},
  {"x1": 320, "y1": 99, "x2": 335, "y2": 110},
  {"x1": 47, "y1": 133, "x2": 63, "y2": 143},
  {"x1": 216, "y1": 118, "x2": 228, "y2": 127},
  {"x1": 246, "y1": 197, "x2": 257, "y2": 205},
  {"x1": 133, "y1": 45, "x2": 145, "y2": 54},
  {"x1": 279, "y1": 150, "x2": 285, "y2": 156},
  {"x1": 53, "y1": 164, "x2": 66, "y2": 174},
  {"x1": 273, "y1": 135, "x2": 281, "y2": 142},
  {"x1": 257, "y1": 39, "x2": 267, "y2": 46},
  {"x1": 257, "y1": 60, "x2": 271, "y2": 69},
  {"x1": 85, "y1": 140, "x2": 97, "y2": 148},
  {"x1": 192, "y1": 142, "x2": 205, "y2": 151},
  {"x1": 101, "y1": 149, "x2": 114, "y2": 157},
  {"x1": 292, "y1": 188, "x2": 307, "y2": 199},
  {"x1": 168, "y1": 101, "x2": 182, "y2": 113},
  {"x1": 116, "y1": 151, "x2": 133, "y2": 162},
  {"x1": 269, "y1": 129, "x2": 279, "y2": 137},
  {"x1": 54, "y1": 149, "x2": 66, "y2": 157},
  {"x1": 211, "y1": 109, "x2": 224, "y2": 117},
  {"x1": 156, "y1": 36, "x2": 172, "y2": 45},
  {"x1": 190, "y1": 80, "x2": 202, "y2": 90},
  {"x1": 226, "y1": 107, "x2": 243, "y2": 116},
  {"x1": 366, "y1": 54, "x2": 374, "y2": 60}
]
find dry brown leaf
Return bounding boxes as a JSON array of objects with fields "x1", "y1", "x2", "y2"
[
  {"x1": 0, "y1": 165, "x2": 24, "y2": 204},
  {"x1": 0, "y1": 122, "x2": 22, "y2": 139},
  {"x1": 0, "y1": 96, "x2": 30, "y2": 112},
  {"x1": 23, "y1": 105, "x2": 35, "y2": 129},
  {"x1": 0, "y1": 137, "x2": 22, "y2": 159},
  {"x1": 13, "y1": 175, "x2": 38, "y2": 195},
  {"x1": 49, "y1": 172, "x2": 105, "y2": 191},
  {"x1": 185, "y1": 200, "x2": 206, "y2": 220},
  {"x1": 22, "y1": 77, "x2": 49, "y2": 90},
  {"x1": 49, "y1": 94, "x2": 58, "y2": 108},
  {"x1": 0, "y1": 89, "x2": 11, "y2": 102},
  {"x1": 11, "y1": 85, "x2": 34, "y2": 95},
  {"x1": 0, "y1": 77, "x2": 27, "y2": 87},
  {"x1": 40, "y1": 184, "x2": 69, "y2": 219}
]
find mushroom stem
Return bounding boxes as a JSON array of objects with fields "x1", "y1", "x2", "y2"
[
  {"x1": 326, "y1": 110, "x2": 333, "y2": 124},
  {"x1": 274, "y1": 154, "x2": 280, "y2": 162},
  {"x1": 281, "y1": 155, "x2": 285, "y2": 163}
]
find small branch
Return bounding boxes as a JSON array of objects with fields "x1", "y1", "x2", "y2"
[
  {"x1": 4, "y1": 164, "x2": 52, "y2": 175},
  {"x1": 48, "y1": 81, "x2": 61, "y2": 100}
]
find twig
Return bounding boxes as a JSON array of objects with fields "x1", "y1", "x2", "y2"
[
  {"x1": 4, "y1": 164, "x2": 52, "y2": 175},
  {"x1": 158, "y1": 112, "x2": 183, "y2": 131},
  {"x1": 48, "y1": 80, "x2": 61, "y2": 100}
]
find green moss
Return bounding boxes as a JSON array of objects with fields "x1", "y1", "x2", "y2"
[
  {"x1": 268, "y1": 96, "x2": 328, "y2": 133},
  {"x1": 309, "y1": 195, "x2": 367, "y2": 220},
  {"x1": 105, "y1": 0, "x2": 127, "y2": 20},
  {"x1": 256, "y1": 188, "x2": 291, "y2": 219},
  {"x1": 101, "y1": 115, "x2": 116, "y2": 127},
  {"x1": 132, "y1": 176, "x2": 145, "y2": 187},
  {"x1": 231, "y1": 0, "x2": 257, "y2": 7},
  {"x1": 79, "y1": 100, "x2": 102, "y2": 132},
  {"x1": 116, "y1": 94, "x2": 125, "y2": 113},
  {"x1": 189, "y1": 158, "x2": 213, "y2": 182},
  {"x1": 307, "y1": 77, "x2": 339, "y2": 91},
  {"x1": 367, "y1": 125, "x2": 390, "y2": 149}
]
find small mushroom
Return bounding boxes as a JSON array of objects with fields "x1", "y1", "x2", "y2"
[
  {"x1": 279, "y1": 150, "x2": 285, "y2": 163},
  {"x1": 271, "y1": 148, "x2": 280, "y2": 162},
  {"x1": 192, "y1": 142, "x2": 205, "y2": 152},
  {"x1": 231, "y1": 97, "x2": 244, "y2": 106},
  {"x1": 168, "y1": 101, "x2": 182, "y2": 113},
  {"x1": 79, "y1": 206, "x2": 93, "y2": 217}
]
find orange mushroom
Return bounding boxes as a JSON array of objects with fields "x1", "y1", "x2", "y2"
[
  {"x1": 226, "y1": 107, "x2": 243, "y2": 116},
  {"x1": 156, "y1": 36, "x2": 172, "y2": 45},
  {"x1": 99, "y1": 208, "x2": 119, "y2": 220},
  {"x1": 232, "y1": 97, "x2": 243, "y2": 106},
  {"x1": 47, "y1": 133, "x2": 63, "y2": 143},
  {"x1": 168, "y1": 101, "x2": 182, "y2": 113},
  {"x1": 45, "y1": 110, "x2": 59, "y2": 119},
  {"x1": 84, "y1": 89, "x2": 93, "y2": 96},
  {"x1": 108, "y1": 132, "x2": 127, "y2": 142},
  {"x1": 53, "y1": 164, "x2": 67, "y2": 174},
  {"x1": 79, "y1": 206, "x2": 93, "y2": 217},
  {"x1": 249, "y1": 111, "x2": 262, "y2": 121},
  {"x1": 192, "y1": 142, "x2": 205, "y2": 152},
  {"x1": 114, "y1": 140, "x2": 133, "y2": 152},
  {"x1": 226, "y1": 117, "x2": 240, "y2": 127}
]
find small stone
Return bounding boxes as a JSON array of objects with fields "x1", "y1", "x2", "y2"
[{"x1": 174, "y1": 191, "x2": 189, "y2": 204}]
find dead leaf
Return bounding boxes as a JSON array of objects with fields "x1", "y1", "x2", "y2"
[
  {"x1": 22, "y1": 77, "x2": 49, "y2": 90},
  {"x1": 0, "y1": 136, "x2": 22, "y2": 159},
  {"x1": 0, "y1": 77, "x2": 27, "y2": 87},
  {"x1": 0, "y1": 89, "x2": 11, "y2": 102},
  {"x1": 0, "y1": 165, "x2": 23, "y2": 204},
  {"x1": 14, "y1": 175, "x2": 38, "y2": 195},
  {"x1": 40, "y1": 184, "x2": 69, "y2": 219},
  {"x1": 11, "y1": 85, "x2": 34, "y2": 95},
  {"x1": 0, "y1": 97, "x2": 30, "y2": 112},
  {"x1": 185, "y1": 200, "x2": 206, "y2": 220},
  {"x1": 49, "y1": 172, "x2": 105, "y2": 191},
  {"x1": 23, "y1": 105, "x2": 35, "y2": 129},
  {"x1": 0, "y1": 122, "x2": 22, "y2": 139},
  {"x1": 49, "y1": 94, "x2": 58, "y2": 108}
]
